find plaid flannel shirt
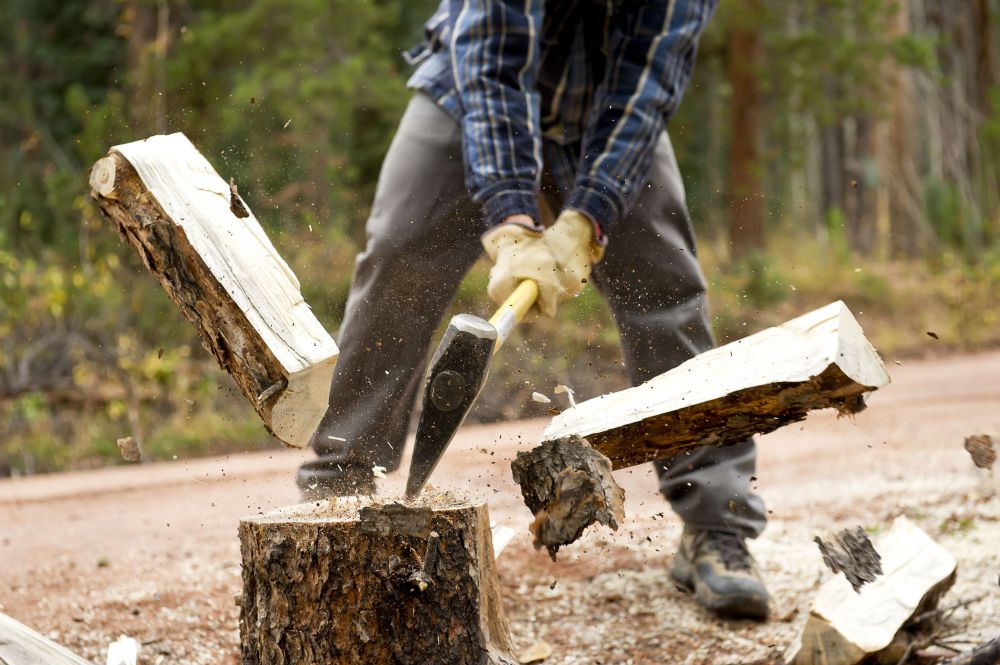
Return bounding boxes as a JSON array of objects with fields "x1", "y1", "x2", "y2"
[{"x1": 405, "y1": 0, "x2": 717, "y2": 233}]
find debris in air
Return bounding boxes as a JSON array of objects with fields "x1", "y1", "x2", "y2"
[
  {"x1": 517, "y1": 640, "x2": 553, "y2": 664},
  {"x1": 283, "y1": 118, "x2": 291, "y2": 129},
  {"x1": 814, "y1": 526, "x2": 883, "y2": 592},
  {"x1": 106, "y1": 635, "x2": 140, "y2": 665},
  {"x1": 926, "y1": 331, "x2": 940, "y2": 340},
  {"x1": 229, "y1": 177, "x2": 250, "y2": 218},
  {"x1": 554, "y1": 384, "x2": 576, "y2": 408},
  {"x1": 116, "y1": 436, "x2": 141, "y2": 463},
  {"x1": 531, "y1": 392, "x2": 551, "y2": 404},
  {"x1": 372, "y1": 465, "x2": 387, "y2": 479},
  {"x1": 964, "y1": 434, "x2": 996, "y2": 470}
]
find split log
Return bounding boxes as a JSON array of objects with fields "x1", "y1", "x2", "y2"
[
  {"x1": 510, "y1": 436, "x2": 624, "y2": 560},
  {"x1": 543, "y1": 301, "x2": 890, "y2": 469},
  {"x1": 786, "y1": 516, "x2": 957, "y2": 665},
  {"x1": 239, "y1": 493, "x2": 516, "y2": 665},
  {"x1": 0, "y1": 611, "x2": 93, "y2": 665},
  {"x1": 89, "y1": 133, "x2": 337, "y2": 448}
]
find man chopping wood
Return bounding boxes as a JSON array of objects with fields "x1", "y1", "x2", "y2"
[{"x1": 299, "y1": 0, "x2": 770, "y2": 620}]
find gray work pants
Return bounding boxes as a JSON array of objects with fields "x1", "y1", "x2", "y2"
[{"x1": 299, "y1": 94, "x2": 766, "y2": 539}]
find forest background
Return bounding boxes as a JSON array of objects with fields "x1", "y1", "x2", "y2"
[{"x1": 2, "y1": 0, "x2": 999, "y2": 475}]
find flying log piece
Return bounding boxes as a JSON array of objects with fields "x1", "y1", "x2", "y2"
[
  {"x1": 89, "y1": 133, "x2": 337, "y2": 448},
  {"x1": 514, "y1": 301, "x2": 890, "y2": 554},
  {"x1": 239, "y1": 494, "x2": 517, "y2": 665},
  {"x1": 543, "y1": 300, "x2": 889, "y2": 468}
]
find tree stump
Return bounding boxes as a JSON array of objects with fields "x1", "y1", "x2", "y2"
[{"x1": 239, "y1": 493, "x2": 516, "y2": 665}]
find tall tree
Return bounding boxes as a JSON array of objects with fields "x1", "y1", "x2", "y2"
[{"x1": 726, "y1": 0, "x2": 765, "y2": 258}]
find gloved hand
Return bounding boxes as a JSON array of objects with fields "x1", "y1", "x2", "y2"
[
  {"x1": 542, "y1": 210, "x2": 605, "y2": 298},
  {"x1": 481, "y1": 222, "x2": 564, "y2": 317}
]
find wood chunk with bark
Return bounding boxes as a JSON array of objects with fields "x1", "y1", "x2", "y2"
[
  {"x1": 239, "y1": 493, "x2": 516, "y2": 665},
  {"x1": 510, "y1": 436, "x2": 625, "y2": 560},
  {"x1": 89, "y1": 133, "x2": 338, "y2": 448},
  {"x1": 787, "y1": 516, "x2": 957, "y2": 665},
  {"x1": 543, "y1": 302, "x2": 890, "y2": 470}
]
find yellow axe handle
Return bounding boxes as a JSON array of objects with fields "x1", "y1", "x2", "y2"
[{"x1": 487, "y1": 279, "x2": 538, "y2": 353}]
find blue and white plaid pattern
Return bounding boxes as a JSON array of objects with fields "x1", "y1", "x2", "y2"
[{"x1": 406, "y1": 0, "x2": 717, "y2": 232}]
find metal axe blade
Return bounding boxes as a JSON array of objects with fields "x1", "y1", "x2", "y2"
[{"x1": 405, "y1": 314, "x2": 497, "y2": 499}]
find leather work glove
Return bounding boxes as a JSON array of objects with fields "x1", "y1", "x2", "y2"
[
  {"x1": 482, "y1": 223, "x2": 564, "y2": 317},
  {"x1": 542, "y1": 210, "x2": 605, "y2": 299}
]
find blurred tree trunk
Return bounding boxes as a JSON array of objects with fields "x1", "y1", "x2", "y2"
[
  {"x1": 727, "y1": 0, "x2": 764, "y2": 258},
  {"x1": 123, "y1": 0, "x2": 171, "y2": 133},
  {"x1": 882, "y1": 0, "x2": 929, "y2": 256},
  {"x1": 974, "y1": 0, "x2": 999, "y2": 240},
  {"x1": 846, "y1": 115, "x2": 877, "y2": 254}
]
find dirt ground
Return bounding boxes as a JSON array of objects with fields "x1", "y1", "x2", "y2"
[{"x1": 2, "y1": 351, "x2": 999, "y2": 664}]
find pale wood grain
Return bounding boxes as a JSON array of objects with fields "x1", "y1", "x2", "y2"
[
  {"x1": 0, "y1": 611, "x2": 93, "y2": 665},
  {"x1": 543, "y1": 301, "x2": 890, "y2": 469},
  {"x1": 90, "y1": 133, "x2": 337, "y2": 447}
]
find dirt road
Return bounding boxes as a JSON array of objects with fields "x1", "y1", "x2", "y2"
[{"x1": 2, "y1": 351, "x2": 999, "y2": 664}]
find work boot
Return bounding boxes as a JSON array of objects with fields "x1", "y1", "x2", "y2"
[
  {"x1": 297, "y1": 461, "x2": 376, "y2": 499},
  {"x1": 671, "y1": 527, "x2": 770, "y2": 620}
]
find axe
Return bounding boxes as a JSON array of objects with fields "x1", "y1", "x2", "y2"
[{"x1": 404, "y1": 279, "x2": 538, "y2": 498}]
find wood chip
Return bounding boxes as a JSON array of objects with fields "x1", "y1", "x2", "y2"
[
  {"x1": 518, "y1": 640, "x2": 552, "y2": 664},
  {"x1": 531, "y1": 392, "x2": 551, "y2": 404},
  {"x1": 964, "y1": 434, "x2": 996, "y2": 470},
  {"x1": 116, "y1": 436, "x2": 141, "y2": 463},
  {"x1": 228, "y1": 178, "x2": 250, "y2": 219}
]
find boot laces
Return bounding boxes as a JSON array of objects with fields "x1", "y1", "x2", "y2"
[{"x1": 702, "y1": 530, "x2": 753, "y2": 572}]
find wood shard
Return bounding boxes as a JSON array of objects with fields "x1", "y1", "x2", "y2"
[
  {"x1": 543, "y1": 301, "x2": 890, "y2": 470},
  {"x1": 116, "y1": 436, "x2": 141, "y2": 463},
  {"x1": 89, "y1": 133, "x2": 338, "y2": 448},
  {"x1": 228, "y1": 177, "x2": 250, "y2": 218},
  {"x1": 511, "y1": 436, "x2": 625, "y2": 560},
  {"x1": 964, "y1": 434, "x2": 997, "y2": 470},
  {"x1": 240, "y1": 493, "x2": 517, "y2": 665}
]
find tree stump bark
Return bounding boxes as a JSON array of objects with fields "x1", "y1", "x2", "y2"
[{"x1": 239, "y1": 494, "x2": 516, "y2": 665}]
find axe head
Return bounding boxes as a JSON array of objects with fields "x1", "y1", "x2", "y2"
[{"x1": 405, "y1": 314, "x2": 498, "y2": 499}]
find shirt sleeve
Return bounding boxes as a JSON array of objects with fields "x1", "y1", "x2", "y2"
[
  {"x1": 449, "y1": 0, "x2": 544, "y2": 228},
  {"x1": 566, "y1": 0, "x2": 717, "y2": 233}
]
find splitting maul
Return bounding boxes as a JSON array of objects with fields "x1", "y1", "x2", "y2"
[{"x1": 404, "y1": 279, "x2": 539, "y2": 498}]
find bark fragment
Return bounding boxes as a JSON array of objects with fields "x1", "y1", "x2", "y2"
[{"x1": 814, "y1": 527, "x2": 883, "y2": 593}]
